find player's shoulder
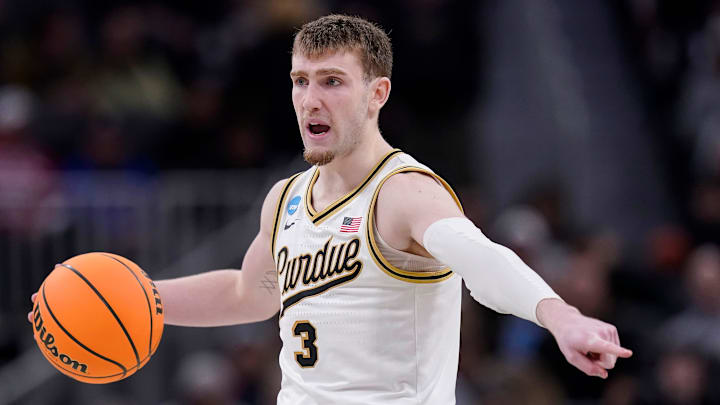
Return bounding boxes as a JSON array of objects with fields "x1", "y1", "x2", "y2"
[
  {"x1": 266, "y1": 178, "x2": 289, "y2": 201},
  {"x1": 376, "y1": 166, "x2": 462, "y2": 220},
  {"x1": 379, "y1": 170, "x2": 446, "y2": 199},
  {"x1": 260, "y1": 172, "x2": 304, "y2": 229},
  {"x1": 376, "y1": 170, "x2": 448, "y2": 220},
  {"x1": 265, "y1": 171, "x2": 305, "y2": 205}
]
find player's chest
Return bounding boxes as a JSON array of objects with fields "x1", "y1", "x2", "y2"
[
  {"x1": 275, "y1": 194, "x2": 377, "y2": 308},
  {"x1": 276, "y1": 213, "x2": 367, "y2": 285}
]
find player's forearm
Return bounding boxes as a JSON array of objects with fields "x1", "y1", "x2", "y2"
[
  {"x1": 156, "y1": 270, "x2": 275, "y2": 327},
  {"x1": 423, "y1": 217, "x2": 560, "y2": 325}
]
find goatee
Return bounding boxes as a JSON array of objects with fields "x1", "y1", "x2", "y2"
[{"x1": 304, "y1": 149, "x2": 335, "y2": 166}]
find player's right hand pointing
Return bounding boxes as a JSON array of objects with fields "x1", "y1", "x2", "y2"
[
  {"x1": 27, "y1": 293, "x2": 37, "y2": 323},
  {"x1": 537, "y1": 298, "x2": 633, "y2": 378}
]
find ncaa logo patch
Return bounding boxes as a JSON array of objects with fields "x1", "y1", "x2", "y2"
[{"x1": 287, "y1": 196, "x2": 301, "y2": 215}]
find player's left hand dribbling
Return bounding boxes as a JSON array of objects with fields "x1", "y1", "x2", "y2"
[
  {"x1": 27, "y1": 292, "x2": 37, "y2": 324},
  {"x1": 537, "y1": 298, "x2": 632, "y2": 378}
]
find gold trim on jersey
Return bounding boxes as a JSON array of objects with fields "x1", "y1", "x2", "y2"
[
  {"x1": 271, "y1": 172, "x2": 303, "y2": 257},
  {"x1": 304, "y1": 149, "x2": 402, "y2": 226},
  {"x1": 366, "y1": 166, "x2": 464, "y2": 283}
]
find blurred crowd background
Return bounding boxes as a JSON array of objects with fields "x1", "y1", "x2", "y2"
[{"x1": 0, "y1": 0, "x2": 719, "y2": 404}]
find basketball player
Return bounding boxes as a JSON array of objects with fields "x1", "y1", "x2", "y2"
[{"x1": 30, "y1": 14, "x2": 631, "y2": 404}]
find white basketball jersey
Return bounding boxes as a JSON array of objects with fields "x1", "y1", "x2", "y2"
[{"x1": 272, "y1": 150, "x2": 463, "y2": 405}]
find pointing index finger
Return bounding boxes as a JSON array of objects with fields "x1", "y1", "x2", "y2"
[{"x1": 588, "y1": 339, "x2": 633, "y2": 358}]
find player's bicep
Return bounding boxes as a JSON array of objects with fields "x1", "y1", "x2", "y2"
[{"x1": 235, "y1": 179, "x2": 287, "y2": 316}]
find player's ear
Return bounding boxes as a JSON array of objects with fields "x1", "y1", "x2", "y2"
[{"x1": 369, "y1": 77, "x2": 391, "y2": 113}]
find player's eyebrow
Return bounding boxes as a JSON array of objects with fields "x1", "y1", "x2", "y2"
[
  {"x1": 315, "y1": 68, "x2": 348, "y2": 77},
  {"x1": 290, "y1": 68, "x2": 348, "y2": 78}
]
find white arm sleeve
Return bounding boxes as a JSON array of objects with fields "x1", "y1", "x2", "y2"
[{"x1": 423, "y1": 217, "x2": 561, "y2": 326}]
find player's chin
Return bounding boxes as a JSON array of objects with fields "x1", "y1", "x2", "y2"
[{"x1": 303, "y1": 148, "x2": 335, "y2": 166}]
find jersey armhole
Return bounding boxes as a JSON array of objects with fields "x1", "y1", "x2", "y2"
[{"x1": 365, "y1": 166, "x2": 464, "y2": 284}]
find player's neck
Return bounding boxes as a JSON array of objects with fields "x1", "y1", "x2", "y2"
[{"x1": 315, "y1": 135, "x2": 393, "y2": 197}]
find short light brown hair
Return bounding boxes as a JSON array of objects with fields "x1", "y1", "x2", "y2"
[{"x1": 293, "y1": 14, "x2": 393, "y2": 80}]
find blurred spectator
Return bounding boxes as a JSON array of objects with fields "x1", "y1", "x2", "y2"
[
  {"x1": 601, "y1": 374, "x2": 639, "y2": 405},
  {"x1": 647, "y1": 224, "x2": 692, "y2": 274},
  {"x1": 690, "y1": 178, "x2": 720, "y2": 244},
  {"x1": 457, "y1": 359, "x2": 563, "y2": 405},
  {"x1": 637, "y1": 348, "x2": 715, "y2": 405},
  {"x1": 220, "y1": 122, "x2": 267, "y2": 168},
  {"x1": 491, "y1": 206, "x2": 569, "y2": 363},
  {"x1": 659, "y1": 244, "x2": 720, "y2": 361},
  {"x1": 491, "y1": 205, "x2": 569, "y2": 283},
  {"x1": 174, "y1": 351, "x2": 239, "y2": 405},
  {"x1": 0, "y1": 85, "x2": 59, "y2": 235},
  {"x1": 93, "y1": 5, "x2": 182, "y2": 120},
  {"x1": 63, "y1": 116, "x2": 155, "y2": 173}
]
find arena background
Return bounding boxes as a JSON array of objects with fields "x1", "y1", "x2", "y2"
[{"x1": 1, "y1": 0, "x2": 719, "y2": 403}]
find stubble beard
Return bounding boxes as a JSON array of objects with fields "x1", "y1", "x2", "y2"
[{"x1": 303, "y1": 149, "x2": 335, "y2": 166}]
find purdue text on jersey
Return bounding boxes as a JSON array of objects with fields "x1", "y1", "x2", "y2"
[{"x1": 277, "y1": 237, "x2": 363, "y2": 316}]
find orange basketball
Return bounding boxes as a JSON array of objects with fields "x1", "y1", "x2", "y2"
[{"x1": 31, "y1": 252, "x2": 164, "y2": 384}]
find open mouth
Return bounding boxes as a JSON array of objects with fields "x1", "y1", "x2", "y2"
[{"x1": 308, "y1": 123, "x2": 330, "y2": 136}]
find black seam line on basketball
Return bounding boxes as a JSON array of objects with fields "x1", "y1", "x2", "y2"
[
  {"x1": 99, "y1": 253, "x2": 152, "y2": 365},
  {"x1": 272, "y1": 172, "x2": 303, "y2": 254},
  {"x1": 365, "y1": 224, "x2": 452, "y2": 280},
  {"x1": 57, "y1": 263, "x2": 141, "y2": 367},
  {"x1": 280, "y1": 269, "x2": 361, "y2": 317},
  {"x1": 311, "y1": 149, "x2": 402, "y2": 224},
  {"x1": 41, "y1": 283, "x2": 128, "y2": 376}
]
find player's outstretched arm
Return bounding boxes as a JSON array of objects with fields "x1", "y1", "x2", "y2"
[
  {"x1": 26, "y1": 180, "x2": 287, "y2": 328},
  {"x1": 375, "y1": 172, "x2": 631, "y2": 378},
  {"x1": 154, "y1": 179, "x2": 287, "y2": 327}
]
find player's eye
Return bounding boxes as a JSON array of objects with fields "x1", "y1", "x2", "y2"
[
  {"x1": 294, "y1": 77, "x2": 308, "y2": 86},
  {"x1": 327, "y1": 77, "x2": 341, "y2": 86}
]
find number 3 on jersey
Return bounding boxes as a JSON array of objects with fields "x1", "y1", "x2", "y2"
[{"x1": 292, "y1": 320, "x2": 318, "y2": 367}]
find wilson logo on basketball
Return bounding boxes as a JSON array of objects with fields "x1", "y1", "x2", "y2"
[{"x1": 33, "y1": 305, "x2": 88, "y2": 373}]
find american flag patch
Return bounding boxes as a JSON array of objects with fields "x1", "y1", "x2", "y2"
[{"x1": 340, "y1": 216, "x2": 362, "y2": 233}]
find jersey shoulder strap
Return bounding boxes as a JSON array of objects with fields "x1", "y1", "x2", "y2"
[{"x1": 270, "y1": 171, "x2": 304, "y2": 255}]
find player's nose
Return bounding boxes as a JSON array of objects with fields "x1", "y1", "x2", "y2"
[{"x1": 302, "y1": 82, "x2": 322, "y2": 111}]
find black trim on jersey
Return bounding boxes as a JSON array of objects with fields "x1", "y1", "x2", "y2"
[
  {"x1": 280, "y1": 270, "x2": 361, "y2": 317},
  {"x1": 271, "y1": 172, "x2": 303, "y2": 256},
  {"x1": 365, "y1": 166, "x2": 463, "y2": 283},
  {"x1": 365, "y1": 223, "x2": 454, "y2": 281},
  {"x1": 306, "y1": 149, "x2": 402, "y2": 225}
]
